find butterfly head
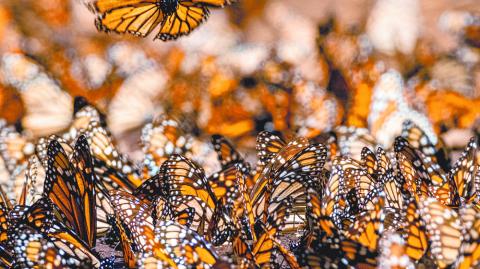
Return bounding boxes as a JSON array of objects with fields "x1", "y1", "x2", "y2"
[{"x1": 160, "y1": 0, "x2": 179, "y2": 16}]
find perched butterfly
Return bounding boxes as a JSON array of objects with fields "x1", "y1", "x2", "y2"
[
  {"x1": 9, "y1": 198, "x2": 102, "y2": 268},
  {"x1": 85, "y1": 120, "x2": 142, "y2": 193},
  {"x1": 141, "y1": 115, "x2": 193, "y2": 177},
  {"x1": 43, "y1": 135, "x2": 97, "y2": 248},
  {"x1": 419, "y1": 198, "x2": 463, "y2": 268},
  {"x1": 12, "y1": 226, "x2": 99, "y2": 268},
  {"x1": 456, "y1": 204, "x2": 480, "y2": 269},
  {"x1": 163, "y1": 155, "x2": 233, "y2": 245},
  {"x1": 255, "y1": 131, "x2": 286, "y2": 174},
  {"x1": 401, "y1": 120, "x2": 450, "y2": 171},
  {"x1": 402, "y1": 198, "x2": 428, "y2": 262},
  {"x1": 89, "y1": 0, "x2": 234, "y2": 41},
  {"x1": 110, "y1": 190, "x2": 173, "y2": 268},
  {"x1": 394, "y1": 137, "x2": 459, "y2": 206},
  {"x1": 111, "y1": 190, "x2": 222, "y2": 268}
]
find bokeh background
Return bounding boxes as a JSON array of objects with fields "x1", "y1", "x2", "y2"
[{"x1": 1, "y1": 0, "x2": 480, "y2": 161}]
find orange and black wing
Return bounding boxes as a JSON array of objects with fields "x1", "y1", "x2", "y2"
[
  {"x1": 155, "y1": 1, "x2": 209, "y2": 40},
  {"x1": 162, "y1": 155, "x2": 218, "y2": 236},
  {"x1": 43, "y1": 135, "x2": 97, "y2": 248},
  {"x1": 91, "y1": 0, "x2": 164, "y2": 37},
  {"x1": 211, "y1": 134, "x2": 244, "y2": 169}
]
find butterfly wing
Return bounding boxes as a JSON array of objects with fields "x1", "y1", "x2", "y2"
[
  {"x1": 419, "y1": 198, "x2": 462, "y2": 268},
  {"x1": 43, "y1": 135, "x2": 97, "y2": 248},
  {"x1": 155, "y1": 1, "x2": 209, "y2": 40},
  {"x1": 211, "y1": 134, "x2": 244, "y2": 169},
  {"x1": 163, "y1": 155, "x2": 218, "y2": 237},
  {"x1": 91, "y1": 0, "x2": 164, "y2": 37},
  {"x1": 449, "y1": 138, "x2": 478, "y2": 204},
  {"x1": 403, "y1": 199, "x2": 428, "y2": 262}
]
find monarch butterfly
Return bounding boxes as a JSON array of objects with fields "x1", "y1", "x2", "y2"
[
  {"x1": 62, "y1": 96, "x2": 106, "y2": 143},
  {"x1": 153, "y1": 220, "x2": 221, "y2": 268},
  {"x1": 161, "y1": 155, "x2": 232, "y2": 245},
  {"x1": 419, "y1": 198, "x2": 463, "y2": 268},
  {"x1": 210, "y1": 134, "x2": 253, "y2": 195},
  {"x1": 89, "y1": 0, "x2": 234, "y2": 41},
  {"x1": 232, "y1": 197, "x2": 298, "y2": 267},
  {"x1": 448, "y1": 137, "x2": 478, "y2": 205},
  {"x1": 211, "y1": 134, "x2": 245, "y2": 170},
  {"x1": 394, "y1": 137, "x2": 458, "y2": 206},
  {"x1": 111, "y1": 190, "x2": 222, "y2": 268},
  {"x1": 250, "y1": 137, "x2": 309, "y2": 221},
  {"x1": 297, "y1": 196, "x2": 381, "y2": 269},
  {"x1": 255, "y1": 131, "x2": 286, "y2": 174},
  {"x1": 345, "y1": 191, "x2": 385, "y2": 241},
  {"x1": 85, "y1": 120, "x2": 142, "y2": 193},
  {"x1": 265, "y1": 144, "x2": 327, "y2": 235},
  {"x1": 43, "y1": 135, "x2": 97, "y2": 248},
  {"x1": 456, "y1": 204, "x2": 480, "y2": 269},
  {"x1": 207, "y1": 163, "x2": 248, "y2": 214},
  {"x1": 12, "y1": 225, "x2": 100, "y2": 268},
  {"x1": 141, "y1": 115, "x2": 193, "y2": 177},
  {"x1": 360, "y1": 146, "x2": 393, "y2": 180},
  {"x1": 403, "y1": 198, "x2": 428, "y2": 262},
  {"x1": 11, "y1": 198, "x2": 102, "y2": 267},
  {"x1": 401, "y1": 120, "x2": 450, "y2": 171},
  {"x1": 110, "y1": 190, "x2": 175, "y2": 268}
]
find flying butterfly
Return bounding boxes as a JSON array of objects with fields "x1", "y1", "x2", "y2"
[{"x1": 89, "y1": 0, "x2": 235, "y2": 41}]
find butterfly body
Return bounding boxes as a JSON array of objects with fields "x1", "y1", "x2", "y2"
[{"x1": 160, "y1": 0, "x2": 179, "y2": 15}]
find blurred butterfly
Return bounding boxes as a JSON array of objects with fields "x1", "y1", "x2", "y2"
[
  {"x1": 378, "y1": 232, "x2": 414, "y2": 269},
  {"x1": 141, "y1": 115, "x2": 193, "y2": 177},
  {"x1": 227, "y1": 0, "x2": 267, "y2": 28},
  {"x1": 333, "y1": 126, "x2": 377, "y2": 161},
  {"x1": 89, "y1": 0, "x2": 234, "y2": 41},
  {"x1": 456, "y1": 204, "x2": 480, "y2": 268},
  {"x1": 0, "y1": 53, "x2": 73, "y2": 137},
  {"x1": 419, "y1": 198, "x2": 463, "y2": 268},
  {"x1": 12, "y1": 225, "x2": 101, "y2": 268}
]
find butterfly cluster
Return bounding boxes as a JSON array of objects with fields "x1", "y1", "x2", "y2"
[{"x1": 0, "y1": 93, "x2": 479, "y2": 269}]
